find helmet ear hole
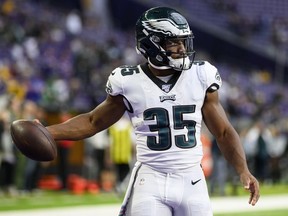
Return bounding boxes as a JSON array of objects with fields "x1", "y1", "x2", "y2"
[{"x1": 138, "y1": 37, "x2": 159, "y2": 58}]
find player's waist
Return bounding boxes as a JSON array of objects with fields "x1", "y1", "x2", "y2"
[
  {"x1": 140, "y1": 162, "x2": 202, "y2": 174},
  {"x1": 137, "y1": 147, "x2": 203, "y2": 172}
]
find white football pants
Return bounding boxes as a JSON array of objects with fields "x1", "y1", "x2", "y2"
[{"x1": 124, "y1": 163, "x2": 213, "y2": 216}]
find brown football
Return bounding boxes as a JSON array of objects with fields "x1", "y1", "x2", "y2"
[{"x1": 10, "y1": 120, "x2": 57, "y2": 161}]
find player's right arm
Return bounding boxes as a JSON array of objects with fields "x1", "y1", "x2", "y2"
[{"x1": 46, "y1": 94, "x2": 126, "y2": 141}]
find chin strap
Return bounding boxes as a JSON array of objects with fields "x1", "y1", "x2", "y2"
[
  {"x1": 168, "y1": 56, "x2": 192, "y2": 71},
  {"x1": 148, "y1": 54, "x2": 193, "y2": 71},
  {"x1": 148, "y1": 57, "x2": 172, "y2": 70}
]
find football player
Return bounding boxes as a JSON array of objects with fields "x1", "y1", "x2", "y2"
[{"x1": 46, "y1": 7, "x2": 260, "y2": 216}]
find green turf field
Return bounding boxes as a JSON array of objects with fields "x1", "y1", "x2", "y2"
[
  {"x1": 215, "y1": 209, "x2": 288, "y2": 216},
  {"x1": 0, "y1": 191, "x2": 122, "y2": 211},
  {"x1": 221, "y1": 181, "x2": 288, "y2": 197},
  {"x1": 0, "y1": 183, "x2": 287, "y2": 212}
]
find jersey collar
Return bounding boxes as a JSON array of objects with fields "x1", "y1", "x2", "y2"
[{"x1": 140, "y1": 63, "x2": 182, "y2": 93}]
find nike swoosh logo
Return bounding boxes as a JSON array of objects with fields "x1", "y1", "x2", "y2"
[{"x1": 191, "y1": 179, "x2": 201, "y2": 185}]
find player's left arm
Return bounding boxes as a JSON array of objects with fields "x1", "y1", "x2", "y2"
[{"x1": 202, "y1": 91, "x2": 260, "y2": 206}]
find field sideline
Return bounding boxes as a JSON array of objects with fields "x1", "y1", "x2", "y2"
[{"x1": 0, "y1": 194, "x2": 287, "y2": 216}]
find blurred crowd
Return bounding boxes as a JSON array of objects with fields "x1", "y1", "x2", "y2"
[
  {"x1": 207, "y1": 0, "x2": 288, "y2": 48},
  {"x1": 0, "y1": 0, "x2": 139, "y2": 113},
  {"x1": 1, "y1": 0, "x2": 138, "y2": 197},
  {"x1": 157, "y1": 0, "x2": 288, "y2": 49},
  {"x1": 0, "y1": 0, "x2": 288, "y2": 197}
]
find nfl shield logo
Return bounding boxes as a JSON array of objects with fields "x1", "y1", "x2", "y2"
[{"x1": 162, "y1": 84, "x2": 171, "y2": 93}]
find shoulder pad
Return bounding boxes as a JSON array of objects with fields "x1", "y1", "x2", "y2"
[{"x1": 110, "y1": 65, "x2": 140, "y2": 77}]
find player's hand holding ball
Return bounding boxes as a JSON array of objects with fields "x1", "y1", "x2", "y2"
[{"x1": 10, "y1": 120, "x2": 57, "y2": 161}]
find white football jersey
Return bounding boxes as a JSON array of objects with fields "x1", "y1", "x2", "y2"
[{"x1": 106, "y1": 61, "x2": 222, "y2": 172}]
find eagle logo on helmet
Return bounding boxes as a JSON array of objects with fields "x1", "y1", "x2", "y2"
[{"x1": 142, "y1": 18, "x2": 190, "y2": 37}]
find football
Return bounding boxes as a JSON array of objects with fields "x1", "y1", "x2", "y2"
[{"x1": 10, "y1": 120, "x2": 57, "y2": 161}]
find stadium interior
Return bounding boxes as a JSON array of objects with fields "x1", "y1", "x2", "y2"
[{"x1": 0, "y1": 0, "x2": 287, "y2": 195}]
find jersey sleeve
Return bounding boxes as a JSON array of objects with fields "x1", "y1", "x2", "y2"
[
  {"x1": 105, "y1": 67, "x2": 123, "y2": 96},
  {"x1": 198, "y1": 61, "x2": 222, "y2": 92}
]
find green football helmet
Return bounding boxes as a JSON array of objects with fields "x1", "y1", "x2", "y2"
[{"x1": 136, "y1": 7, "x2": 195, "y2": 71}]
